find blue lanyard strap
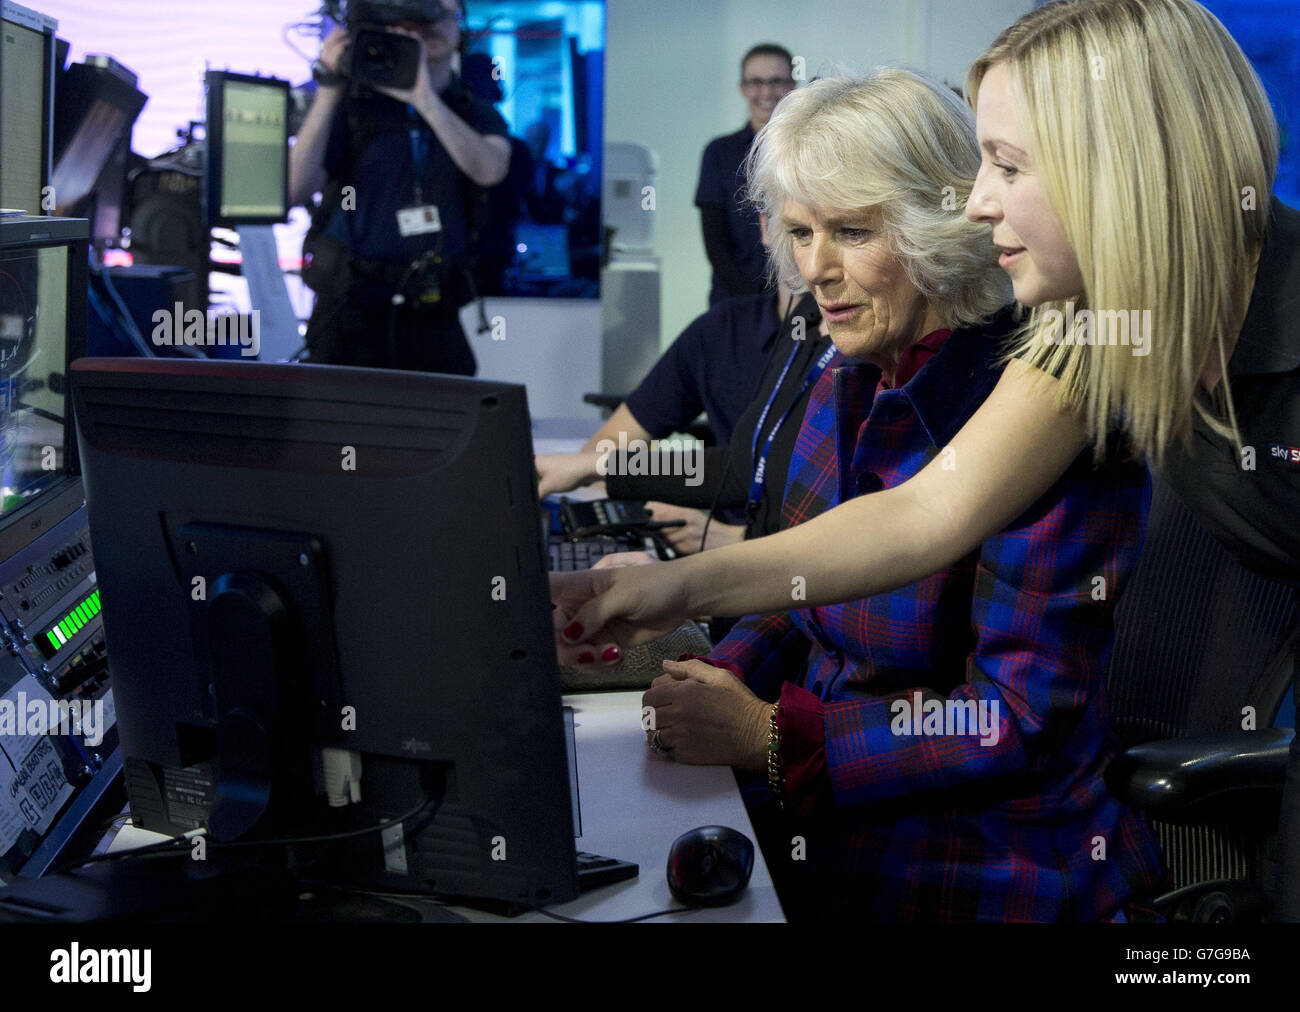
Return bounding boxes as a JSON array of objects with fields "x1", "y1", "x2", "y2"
[
  {"x1": 408, "y1": 109, "x2": 430, "y2": 204},
  {"x1": 746, "y1": 340, "x2": 836, "y2": 520}
]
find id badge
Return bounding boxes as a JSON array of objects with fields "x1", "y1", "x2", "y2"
[{"x1": 397, "y1": 205, "x2": 442, "y2": 237}]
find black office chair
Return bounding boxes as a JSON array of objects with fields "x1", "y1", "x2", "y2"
[{"x1": 1105, "y1": 478, "x2": 1297, "y2": 922}]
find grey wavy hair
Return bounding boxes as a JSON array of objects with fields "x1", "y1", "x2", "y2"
[{"x1": 745, "y1": 67, "x2": 1011, "y2": 327}]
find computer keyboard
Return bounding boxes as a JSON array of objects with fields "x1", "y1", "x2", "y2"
[
  {"x1": 576, "y1": 851, "x2": 639, "y2": 892},
  {"x1": 548, "y1": 535, "x2": 628, "y2": 572}
]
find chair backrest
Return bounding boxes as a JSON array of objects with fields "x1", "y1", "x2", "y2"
[
  {"x1": 1109, "y1": 479, "x2": 1296, "y2": 739},
  {"x1": 1107, "y1": 477, "x2": 1297, "y2": 894}
]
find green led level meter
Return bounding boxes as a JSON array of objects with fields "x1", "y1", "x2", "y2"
[{"x1": 42, "y1": 590, "x2": 101, "y2": 654}]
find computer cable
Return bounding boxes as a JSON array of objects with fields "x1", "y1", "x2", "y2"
[
  {"x1": 16, "y1": 403, "x2": 63, "y2": 426},
  {"x1": 92, "y1": 810, "x2": 135, "y2": 838},
  {"x1": 92, "y1": 250, "x2": 205, "y2": 360},
  {"x1": 527, "y1": 903, "x2": 701, "y2": 924},
  {"x1": 88, "y1": 249, "x2": 153, "y2": 357},
  {"x1": 282, "y1": 8, "x2": 330, "y2": 66},
  {"x1": 51, "y1": 795, "x2": 440, "y2": 875},
  {"x1": 462, "y1": 265, "x2": 491, "y2": 335},
  {"x1": 287, "y1": 883, "x2": 702, "y2": 923}
]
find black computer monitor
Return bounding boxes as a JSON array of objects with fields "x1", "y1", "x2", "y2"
[
  {"x1": 69, "y1": 359, "x2": 580, "y2": 908},
  {"x1": 51, "y1": 58, "x2": 148, "y2": 247},
  {"x1": 203, "y1": 71, "x2": 290, "y2": 228},
  {"x1": 0, "y1": 215, "x2": 88, "y2": 561}
]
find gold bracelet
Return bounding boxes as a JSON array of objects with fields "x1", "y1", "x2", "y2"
[{"x1": 766, "y1": 703, "x2": 784, "y2": 810}]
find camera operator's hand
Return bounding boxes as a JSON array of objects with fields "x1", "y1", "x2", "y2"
[
  {"x1": 320, "y1": 26, "x2": 351, "y2": 77},
  {"x1": 290, "y1": 26, "x2": 352, "y2": 205},
  {"x1": 375, "y1": 18, "x2": 510, "y2": 188}
]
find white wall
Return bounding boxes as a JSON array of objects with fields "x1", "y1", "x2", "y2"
[
  {"x1": 604, "y1": 0, "x2": 1033, "y2": 350},
  {"x1": 464, "y1": 298, "x2": 603, "y2": 419},
  {"x1": 39, "y1": 0, "x2": 310, "y2": 158}
]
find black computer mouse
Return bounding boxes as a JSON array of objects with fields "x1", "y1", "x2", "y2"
[{"x1": 666, "y1": 825, "x2": 755, "y2": 907}]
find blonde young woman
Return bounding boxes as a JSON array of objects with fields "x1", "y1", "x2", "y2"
[{"x1": 554, "y1": 0, "x2": 1295, "y2": 675}]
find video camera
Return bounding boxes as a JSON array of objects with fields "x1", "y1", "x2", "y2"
[{"x1": 341, "y1": 0, "x2": 459, "y2": 91}]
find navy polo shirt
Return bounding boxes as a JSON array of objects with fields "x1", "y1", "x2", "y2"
[
  {"x1": 1161, "y1": 197, "x2": 1300, "y2": 581},
  {"x1": 623, "y1": 292, "x2": 782, "y2": 445},
  {"x1": 321, "y1": 81, "x2": 508, "y2": 265},
  {"x1": 695, "y1": 124, "x2": 769, "y2": 303}
]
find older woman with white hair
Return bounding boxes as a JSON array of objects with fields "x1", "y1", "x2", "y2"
[{"x1": 630, "y1": 68, "x2": 1163, "y2": 922}]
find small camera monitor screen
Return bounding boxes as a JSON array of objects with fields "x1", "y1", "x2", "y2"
[
  {"x1": 0, "y1": 11, "x2": 53, "y2": 214},
  {"x1": 205, "y1": 71, "x2": 289, "y2": 227},
  {"x1": 0, "y1": 245, "x2": 68, "y2": 516}
]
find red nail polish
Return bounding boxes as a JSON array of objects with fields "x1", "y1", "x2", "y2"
[
  {"x1": 577, "y1": 651, "x2": 594, "y2": 664},
  {"x1": 602, "y1": 646, "x2": 621, "y2": 663},
  {"x1": 563, "y1": 621, "x2": 584, "y2": 641}
]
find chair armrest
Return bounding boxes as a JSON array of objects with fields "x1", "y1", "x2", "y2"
[
  {"x1": 1106, "y1": 727, "x2": 1294, "y2": 824},
  {"x1": 582, "y1": 393, "x2": 624, "y2": 413}
]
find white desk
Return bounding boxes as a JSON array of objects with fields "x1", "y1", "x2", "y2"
[
  {"x1": 108, "y1": 691, "x2": 785, "y2": 923},
  {"x1": 459, "y1": 691, "x2": 785, "y2": 923}
]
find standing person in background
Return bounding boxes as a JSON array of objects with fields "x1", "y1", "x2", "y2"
[
  {"x1": 696, "y1": 44, "x2": 795, "y2": 307},
  {"x1": 290, "y1": 0, "x2": 510, "y2": 375}
]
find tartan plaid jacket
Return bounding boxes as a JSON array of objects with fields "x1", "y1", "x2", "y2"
[{"x1": 709, "y1": 312, "x2": 1165, "y2": 921}]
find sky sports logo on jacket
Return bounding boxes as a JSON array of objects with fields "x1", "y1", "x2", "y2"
[{"x1": 1270, "y1": 444, "x2": 1300, "y2": 465}]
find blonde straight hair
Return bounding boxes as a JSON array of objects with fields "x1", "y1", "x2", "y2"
[{"x1": 967, "y1": 0, "x2": 1278, "y2": 465}]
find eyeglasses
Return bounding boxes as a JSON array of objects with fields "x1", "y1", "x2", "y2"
[{"x1": 741, "y1": 77, "x2": 796, "y2": 92}]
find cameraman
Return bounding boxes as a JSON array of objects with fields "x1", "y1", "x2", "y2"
[{"x1": 290, "y1": 0, "x2": 510, "y2": 374}]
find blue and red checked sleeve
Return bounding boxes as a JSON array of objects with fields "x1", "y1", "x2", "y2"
[
  {"x1": 820, "y1": 458, "x2": 1151, "y2": 808},
  {"x1": 776, "y1": 682, "x2": 829, "y2": 816},
  {"x1": 708, "y1": 610, "x2": 814, "y2": 703}
]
